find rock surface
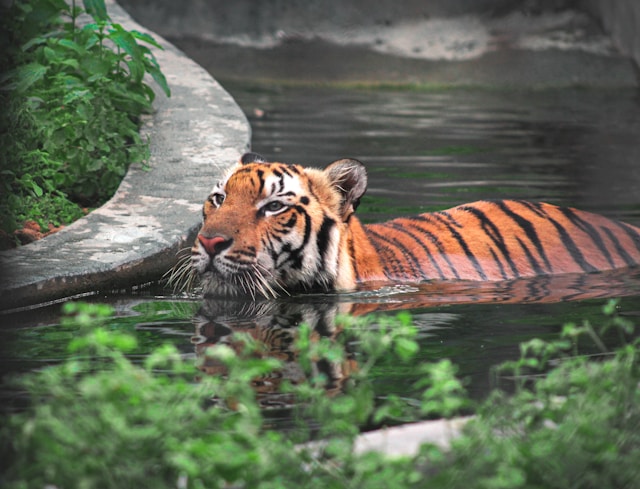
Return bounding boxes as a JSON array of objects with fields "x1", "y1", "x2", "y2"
[{"x1": 0, "y1": 0, "x2": 250, "y2": 311}]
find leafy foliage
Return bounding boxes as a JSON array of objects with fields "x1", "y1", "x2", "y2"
[
  {"x1": 0, "y1": 303, "x2": 428, "y2": 488},
  {"x1": 0, "y1": 0, "x2": 170, "y2": 241},
  {"x1": 427, "y1": 300, "x2": 640, "y2": 488},
  {"x1": 1, "y1": 300, "x2": 639, "y2": 488}
]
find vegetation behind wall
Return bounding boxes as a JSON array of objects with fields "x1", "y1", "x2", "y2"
[{"x1": 0, "y1": 0, "x2": 170, "y2": 248}]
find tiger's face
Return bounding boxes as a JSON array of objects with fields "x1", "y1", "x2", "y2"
[{"x1": 192, "y1": 153, "x2": 367, "y2": 298}]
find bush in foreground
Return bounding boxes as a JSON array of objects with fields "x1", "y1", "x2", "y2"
[{"x1": 1, "y1": 300, "x2": 639, "y2": 488}]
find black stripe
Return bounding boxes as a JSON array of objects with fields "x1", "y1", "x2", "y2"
[
  {"x1": 488, "y1": 247, "x2": 508, "y2": 280},
  {"x1": 462, "y1": 205, "x2": 520, "y2": 278},
  {"x1": 602, "y1": 227, "x2": 636, "y2": 267},
  {"x1": 365, "y1": 228, "x2": 413, "y2": 280},
  {"x1": 280, "y1": 165, "x2": 295, "y2": 178},
  {"x1": 559, "y1": 207, "x2": 615, "y2": 268},
  {"x1": 349, "y1": 236, "x2": 363, "y2": 282},
  {"x1": 297, "y1": 206, "x2": 313, "y2": 247},
  {"x1": 281, "y1": 213, "x2": 298, "y2": 229},
  {"x1": 616, "y1": 221, "x2": 640, "y2": 255},
  {"x1": 308, "y1": 182, "x2": 321, "y2": 204},
  {"x1": 277, "y1": 173, "x2": 285, "y2": 193},
  {"x1": 234, "y1": 248, "x2": 256, "y2": 258},
  {"x1": 256, "y1": 169, "x2": 265, "y2": 195},
  {"x1": 515, "y1": 236, "x2": 545, "y2": 275},
  {"x1": 284, "y1": 207, "x2": 313, "y2": 270},
  {"x1": 411, "y1": 215, "x2": 461, "y2": 279},
  {"x1": 495, "y1": 201, "x2": 552, "y2": 273},
  {"x1": 545, "y1": 214, "x2": 598, "y2": 273},
  {"x1": 386, "y1": 221, "x2": 446, "y2": 280},
  {"x1": 316, "y1": 216, "x2": 336, "y2": 263},
  {"x1": 434, "y1": 211, "x2": 488, "y2": 280},
  {"x1": 518, "y1": 200, "x2": 548, "y2": 219}
]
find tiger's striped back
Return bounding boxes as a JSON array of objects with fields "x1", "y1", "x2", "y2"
[
  {"x1": 186, "y1": 153, "x2": 640, "y2": 299},
  {"x1": 362, "y1": 200, "x2": 640, "y2": 282}
]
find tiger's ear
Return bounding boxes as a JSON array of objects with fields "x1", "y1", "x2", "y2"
[
  {"x1": 240, "y1": 152, "x2": 267, "y2": 164},
  {"x1": 324, "y1": 158, "x2": 367, "y2": 220}
]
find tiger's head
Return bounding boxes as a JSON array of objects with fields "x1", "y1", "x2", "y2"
[{"x1": 191, "y1": 153, "x2": 367, "y2": 298}]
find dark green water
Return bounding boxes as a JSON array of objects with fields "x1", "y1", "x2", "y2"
[{"x1": 2, "y1": 85, "x2": 640, "y2": 416}]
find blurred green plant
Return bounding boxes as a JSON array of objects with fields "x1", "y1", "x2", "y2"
[
  {"x1": 0, "y1": 0, "x2": 170, "y2": 242},
  {"x1": 1, "y1": 299, "x2": 639, "y2": 488},
  {"x1": 428, "y1": 299, "x2": 640, "y2": 489}
]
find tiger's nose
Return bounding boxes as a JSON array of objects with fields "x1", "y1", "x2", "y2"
[{"x1": 198, "y1": 234, "x2": 232, "y2": 256}]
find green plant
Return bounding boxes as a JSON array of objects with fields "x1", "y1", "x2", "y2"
[
  {"x1": 425, "y1": 300, "x2": 640, "y2": 489},
  {"x1": 1, "y1": 303, "x2": 286, "y2": 488},
  {"x1": 0, "y1": 303, "x2": 427, "y2": 488},
  {"x1": 0, "y1": 0, "x2": 170, "y2": 240},
  {"x1": 2, "y1": 300, "x2": 639, "y2": 489}
]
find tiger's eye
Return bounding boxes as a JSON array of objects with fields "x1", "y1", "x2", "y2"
[
  {"x1": 264, "y1": 201, "x2": 285, "y2": 213},
  {"x1": 211, "y1": 193, "x2": 225, "y2": 207}
]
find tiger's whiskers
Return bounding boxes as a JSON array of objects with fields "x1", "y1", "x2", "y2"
[
  {"x1": 254, "y1": 263, "x2": 289, "y2": 299},
  {"x1": 163, "y1": 247, "x2": 197, "y2": 293},
  {"x1": 239, "y1": 271, "x2": 258, "y2": 301}
]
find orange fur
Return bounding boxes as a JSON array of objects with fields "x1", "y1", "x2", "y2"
[
  {"x1": 358, "y1": 200, "x2": 640, "y2": 282},
  {"x1": 190, "y1": 154, "x2": 640, "y2": 298}
]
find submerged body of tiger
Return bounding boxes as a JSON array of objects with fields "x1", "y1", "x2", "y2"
[{"x1": 186, "y1": 153, "x2": 640, "y2": 298}]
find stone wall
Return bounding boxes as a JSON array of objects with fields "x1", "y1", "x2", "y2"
[
  {"x1": 581, "y1": 0, "x2": 640, "y2": 67},
  {"x1": 118, "y1": 0, "x2": 639, "y2": 69},
  {"x1": 116, "y1": 0, "x2": 526, "y2": 42}
]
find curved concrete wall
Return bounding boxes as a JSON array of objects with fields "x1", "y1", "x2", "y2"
[
  {"x1": 0, "y1": 0, "x2": 251, "y2": 311},
  {"x1": 116, "y1": 0, "x2": 525, "y2": 43},
  {"x1": 582, "y1": 0, "x2": 640, "y2": 67},
  {"x1": 118, "y1": 0, "x2": 638, "y2": 70}
]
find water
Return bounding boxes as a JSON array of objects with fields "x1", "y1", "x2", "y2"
[
  {"x1": 234, "y1": 85, "x2": 640, "y2": 219},
  {"x1": 3, "y1": 84, "x2": 640, "y2": 418}
]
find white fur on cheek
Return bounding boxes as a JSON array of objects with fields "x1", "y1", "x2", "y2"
[{"x1": 191, "y1": 242, "x2": 210, "y2": 274}]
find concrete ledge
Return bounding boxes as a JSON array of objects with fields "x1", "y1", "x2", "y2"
[
  {"x1": 303, "y1": 417, "x2": 472, "y2": 460},
  {"x1": 0, "y1": 0, "x2": 251, "y2": 312},
  {"x1": 353, "y1": 417, "x2": 472, "y2": 457}
]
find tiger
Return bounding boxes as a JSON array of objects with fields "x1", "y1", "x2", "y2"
[
  {"x1": 192, "y1": 299, "x2": 357, "y2": 405},
  {"x1": 185, "y1": 152, "x2": 640, "y2": 299}
]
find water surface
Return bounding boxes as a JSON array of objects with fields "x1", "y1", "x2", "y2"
[{"x1": 3, "y1": 84, "x2": 640, "y2": 420}]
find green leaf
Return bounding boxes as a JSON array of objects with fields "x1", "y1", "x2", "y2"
[
  {"x1": 87, "y1": 158, "x2": 104, "y2": 171},
  {"x1": 145, "y1": 63, "x2": 171, "y2": 98},
  {"x1": 130, "y1": 30, "x2": 164, "y2": 50},
  {"x1": 140, "y1": 82, "x2": 157, "y2": 104},
  {"x1": 63, "y1": 89, "x2": 91, "y2": 105},
  {"x1": 108, "y1": 24, "x2": 144, "y2": 83},
  {"x1": 105, "y1": 83, "x2": 152, "y2": 112},
  {"x1": 394, "y1": 337, "x2": 419, "y2": 361},
  {"x1": 80, "y1": 56, "x2": 111, "y2": 77},
  {"x1": 83, "y1": 0, "x2": 110, "y2": 23},
  {"x1": 60, "y1": 58, "x2": 80, "y2": 70},
  {"x1": 9, "y1": 63, "x2": 48, "y2": 92},
  {"x1": 21, "y1": 36, "x2": 47, "y2": 52},
  {"x1": 57, "y1": 38, "x2": 84, "y2": 55},
  {"x1": 31, "y1": 180, "x2": 44, "y2": 197}
]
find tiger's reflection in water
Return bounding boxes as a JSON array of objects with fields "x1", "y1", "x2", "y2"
[
  {"x1": 188, "y1": 268, "x2": 640, "y2": 408},
  {"x1": 191, "y1": 299, "x2": 358, "y2": 408}
]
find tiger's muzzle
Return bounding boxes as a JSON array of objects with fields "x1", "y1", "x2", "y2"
[{"x1": 197, "y1": 234, "x2": 233, "y2": 257}]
